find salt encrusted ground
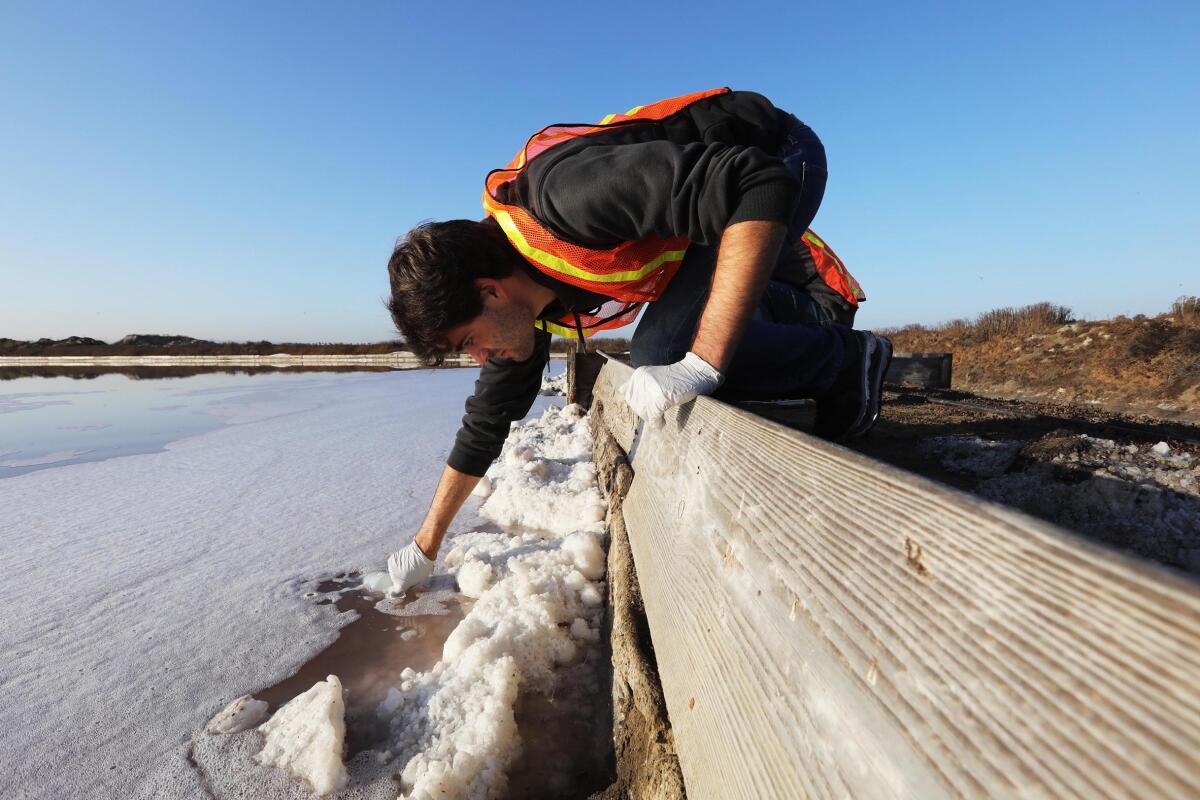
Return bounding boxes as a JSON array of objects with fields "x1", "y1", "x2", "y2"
[
  {"x1": 194, "y1": 402, "x2": 610, "y2": 799},
  {"x1": 0, "y1": 369, "x2": 570, "y2": 799}
]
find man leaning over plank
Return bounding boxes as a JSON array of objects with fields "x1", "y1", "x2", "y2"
[{"x1": 384, "y1": 88, "x2": 891, "y2": 592}]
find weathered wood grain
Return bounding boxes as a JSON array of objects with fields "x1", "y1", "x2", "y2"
[
  {"x1": 593, "y1": 363, "x2": 640, "y2": 455},
  {"x1": 590, "y1": 422, "x2": 686, "y2": 800},
  {"x1": 594, "y1": 358, "x2": 1200, "y2": 800}
]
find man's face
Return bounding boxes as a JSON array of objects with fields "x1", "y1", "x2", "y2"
[{"x1": 443, "y1": 280, "x2": 537, "y2": 365}]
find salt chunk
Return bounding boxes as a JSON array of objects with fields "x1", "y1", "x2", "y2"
[
  {"x1": 257, "y1": 675, "x2": 348, "y2": 796},
  {"x1": 457, "y1": 560, "x2": 494, "y2": 598},
  {"x1": 361, "y1": 571, "x2": 394, "y2": 594},
  {"x1": 554, "y1": 637, "x2": 578, "y2": 664},
  {"x1": 207, "y1": 694, "x2": 269, "y2": 734},
  {"x1": 563, "y1": 532, "x2": 605, "y2": 580},
  {"x1": 443, "y1": 616, "x2": 489, "y2": 661},
  {"x1": 570, "y1": 617, "x2": 599, "y2": 642},
  {"x1": 580, "y1": 584, "x2": 603, "y2": 607},
  {"x1": 400, "y1": 629, "x2": 418, "y2": 641},
  {"x1": 506, "y1": 446, "x2": 534, "y2": 464},
  {"x1": 1152, "y1": 442, "x2": 1172, "y2": 457},
  {"x1": 523, "y1": 459, "x2": 550, "y2": 480},
  {"x1": 563, "y1": 570, "x2": 586, "y2": 591}
]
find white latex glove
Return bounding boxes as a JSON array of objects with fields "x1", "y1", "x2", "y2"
[
  {"x1": 387, "y1": 541, "x2": 434, "y2": 595},
  {"x1": 622, "y1": 352, "x2": 723, "y2": 423}
]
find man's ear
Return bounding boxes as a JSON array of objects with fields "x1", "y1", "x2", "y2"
[{"x1": 476, "y1": 278, "x2": 506, "y2": 301}]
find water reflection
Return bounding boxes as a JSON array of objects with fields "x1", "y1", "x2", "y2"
[{"x1": 0, "y1": 371, "x2": 361, "y2": 478}]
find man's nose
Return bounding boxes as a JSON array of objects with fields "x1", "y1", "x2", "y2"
[{"x1": 468, "y1": 346, "x2": 490, "y2": 365}]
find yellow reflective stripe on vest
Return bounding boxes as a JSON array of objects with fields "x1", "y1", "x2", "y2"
[
  {"x1": 802, "y1": 230, "x2": 827, "y2": 250},
  {"x1": 598, "y1": 106, "x2": 644, "y2": 126},
  {"x1": 535, "y1": 318, "x2": 580, "y2": 338},
  {"x1": 491, "y1": 209, "x2": 687, "y2": 285}
]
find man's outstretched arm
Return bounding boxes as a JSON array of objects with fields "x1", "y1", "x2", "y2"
[
  {"x1": 388, "y1": 464, "x2": 480, "y2": 593},
  {"x1": 414, "y1": 463, "x2": 481, "y2": 558},
  {"x1": 389, "y1": 337, "x2": 547, "y2": 593}
]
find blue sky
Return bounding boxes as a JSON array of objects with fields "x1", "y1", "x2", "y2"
[{"x1": 1, "y1": 0, "x2": 1196, "y2": 342}]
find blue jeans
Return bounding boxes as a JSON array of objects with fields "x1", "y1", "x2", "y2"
[{"x1": 630, "y1": 122, "x2": 848, "y2": 400}]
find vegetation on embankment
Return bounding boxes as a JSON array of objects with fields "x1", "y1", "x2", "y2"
[
  {"x1": 884, "y1": 298, "x2": 1200, "y2": 420},
  {"x1": 0, "y1": 334, "x2": 633, "y2": 357}
]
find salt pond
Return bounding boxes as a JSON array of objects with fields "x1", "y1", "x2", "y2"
[
  {"x1": 0, "y1": 372, "x2": 359, "y2": 477},
  {"x1": 0, "y1": 365, "x2": 600, "y2": 799}
]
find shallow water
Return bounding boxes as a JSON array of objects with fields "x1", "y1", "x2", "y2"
[
  {"x1": 258, "y1": 572, "x2": 468, "y2": 757},
  {"x1": 0, "y1": 372, "x2": 381, "y2": 478},
  {"x1": 257, "y1": 565, "x2": 613, "y2": 797},
  {"x1": 1, "y1": 365, "x2": 568, "y2": 479}
]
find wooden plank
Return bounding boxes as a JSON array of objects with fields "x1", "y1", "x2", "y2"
[
  {"x1": 592, "y1": 363, "x2": 640, "y2": 456},
  {"x1": 594, "y1": 358, "x2": 1200, "y2": 800},
  {"x1": 590, "y1": 423, "x2": 687, "y2": 799}
]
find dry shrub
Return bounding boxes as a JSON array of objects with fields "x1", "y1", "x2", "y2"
[
  {"x1": 875, "y1": 323, "x2": 926, "y2": 338},
  {"x1": 939, "y1": 318, "x2": 975, "y2": 339},
  {"x1": 971, "y1": 302, "x2": 1073, "y2": 340},
  {"x1": 1173, "y1": 296, "x2": 1200, "y2": 326}
]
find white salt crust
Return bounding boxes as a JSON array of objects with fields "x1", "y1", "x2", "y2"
[
  {"x1": 368, "y1": 404, "x2": 609, "y2": 799},
  {"x1": 256, "y1": 675, "x2": 349, "y2": 796},
  {"x1": 477, "y1": 403, "x2": 606, "y2": 536},
  {"x1": 0, "y1": 370, "x2": 490, "y2": 798},
  {"x1": 208, "y1": 695, "x2": 270, "y2": 734},
  {"x1": 198, "y1": 399, "x2": 608, "y2": 799}
]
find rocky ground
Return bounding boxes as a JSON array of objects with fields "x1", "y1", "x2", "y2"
[{"x1": 750, "y1": 387, "x2": 1200, "y2": 576}]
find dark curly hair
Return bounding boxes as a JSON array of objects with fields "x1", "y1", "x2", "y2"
[{"x1": 386, "y1": 219, "x2": 519, "y2": 365}]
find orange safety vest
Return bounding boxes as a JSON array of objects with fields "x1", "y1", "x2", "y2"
[{"x1": 481, "y1": 88, "x2": 866, "y2": 340}]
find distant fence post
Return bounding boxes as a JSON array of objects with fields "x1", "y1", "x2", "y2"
[
  {"x1": 568, "y1": 351, "x2": 606, "y2": 408},
  {"x1": 886, "y1": 351, "x2": 953, "y2": 388}
]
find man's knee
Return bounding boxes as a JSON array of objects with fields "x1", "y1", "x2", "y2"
[{"x1": 629, "y1": 328, "x2": 687, "y2": 368}]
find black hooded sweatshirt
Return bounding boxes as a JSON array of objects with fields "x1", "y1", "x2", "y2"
[{"x1": 448, "y1": 90, "x2": 804, "y2": 476}]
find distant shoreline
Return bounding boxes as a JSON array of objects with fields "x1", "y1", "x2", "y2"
[
  {"x1": 0, "y1": 352, "x2": 460, "y2": 368},
  {"x1": 0, "y1": 352, "x2": 569, "y2": 369},
  {"x1": 1, "y1": 335, "x2": 631, "y2": 358}
]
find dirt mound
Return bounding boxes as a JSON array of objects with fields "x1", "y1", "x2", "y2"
[
  {"x1": 114, "y1": 333, "x2": 213, "y2": 347},
  {"x1": 887, "y1": 306, "x2": 1200, "y2": 422}
]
